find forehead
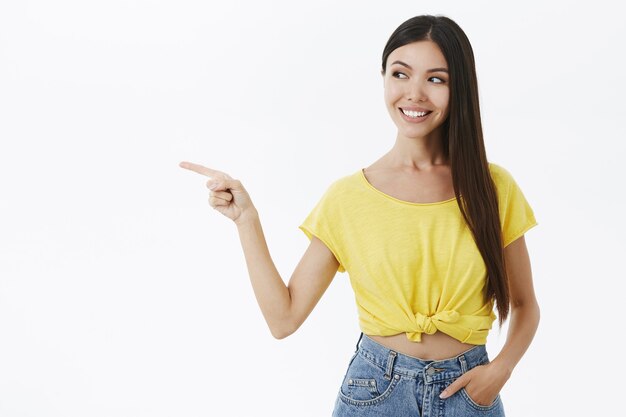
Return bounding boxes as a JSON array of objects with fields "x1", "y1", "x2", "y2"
[{"x1": 387, "y1": 40, "x2": 447, "y2": 69}]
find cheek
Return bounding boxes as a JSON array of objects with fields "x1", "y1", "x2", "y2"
[
  {"x1": 384, "y1": 84, "x2": 403, "y2": 108},
  {"x1": 427, "y1": 90, "x2": 449, "y2": 116}
]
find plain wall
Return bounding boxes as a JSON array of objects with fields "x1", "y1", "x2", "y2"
[{"x1": 1, "y1": 1, "x2": 624, "y2": 415}]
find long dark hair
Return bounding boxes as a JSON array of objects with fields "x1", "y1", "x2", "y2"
[{"x1": 382, "y1": 15, "x2": 510, "y2": 325}]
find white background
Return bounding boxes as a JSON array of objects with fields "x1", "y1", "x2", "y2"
[{"x1": 1, "y1": 1, "x2": 624, "y2": 416}]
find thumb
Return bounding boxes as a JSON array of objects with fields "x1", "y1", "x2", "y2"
[
  {"x1": 207, "y1": 177, "x2": 234, "y2": 191},
  {"x1": 440, "y1": 374, "x2": 469, "y2": 399}
]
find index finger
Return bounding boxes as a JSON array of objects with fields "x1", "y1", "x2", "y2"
[{"x1": 179, "y1": 161, "x2": 220, "y2": 178}]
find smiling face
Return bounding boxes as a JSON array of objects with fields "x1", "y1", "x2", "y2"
[{"x1": 382, "y1": 40, "x2": 450, "y2": 140}]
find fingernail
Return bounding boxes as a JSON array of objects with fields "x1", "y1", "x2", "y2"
[
  {"x1": 439, "y1": 391, "x2": 448, "y2": 399},
  {"x1": 208, "y1": 182, "x2": 218, "y2": 190}
]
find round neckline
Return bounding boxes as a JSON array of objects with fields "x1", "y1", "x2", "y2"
[{"x1": 358, "y1": 168, "x2": 458, "y2": 206}]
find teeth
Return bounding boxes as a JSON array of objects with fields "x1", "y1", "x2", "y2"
[{"x1": 402, "y1": 109, "x2": 429, "y2": 118}]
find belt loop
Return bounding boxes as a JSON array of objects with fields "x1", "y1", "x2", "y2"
[
  {"x1": 458, "y1": 354, "x2": 468, "y2": 373},
  {"x1": 383, "y1": 350, "x2": 398, "y2": 380},
  {"x1": 355, "y1": 332, "x2": 364, "y2": 352}
]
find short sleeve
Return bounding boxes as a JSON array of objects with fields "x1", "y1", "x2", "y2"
[
  {"x1": 497, "y1": 167, "x2": 539, "y2": 247},
  {"x1": 298, "y1": 183, "x2": 346, "y2": 273}
]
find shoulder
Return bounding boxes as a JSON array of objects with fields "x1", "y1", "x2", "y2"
[
  {"x1": 321, "y1": 170, "x2": 361, "y2": 196},
  {"x1": 306, "y1": 171, "x2": 361, "y2": 212},
  {"x1": 488, "y1": 162, "x2": 516, "y2": 190},
  {"x1": 488, "y1": 161, "x2": 513, "y2": 181}
]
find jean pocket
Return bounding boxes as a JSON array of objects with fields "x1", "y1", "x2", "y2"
[
  {"x1": 337, "y1": 352, "x2": 401, "y2": 407},
  {"x1": 460, "y1": 388, "x2": 501, "y2": 411},
  {"x1": 441, "y1": 361, "x2": 504, "y2": 416}
]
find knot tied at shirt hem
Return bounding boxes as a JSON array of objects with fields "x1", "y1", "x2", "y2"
[{"x1": 407, "y1": 310, "x2": 460, "y2": 342}]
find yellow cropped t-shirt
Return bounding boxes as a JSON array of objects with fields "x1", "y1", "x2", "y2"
[{"x1": 299, "y1": 162, "x2": 538, "y2": 345}]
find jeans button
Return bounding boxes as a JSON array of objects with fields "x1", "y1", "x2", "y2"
[{"x1": 426, "y1": 367, "x2": 436, "y2": 375}]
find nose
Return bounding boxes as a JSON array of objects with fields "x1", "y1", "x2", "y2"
[{"x1": 406, "y1": 81, "x2": 427, "y2": 102}]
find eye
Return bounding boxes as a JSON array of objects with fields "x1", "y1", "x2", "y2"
[
  {"x1": 392, "y1": 71, "x2": 408, "y2": 79},
  {"x1": 430, "y1": 76, "x2": 446, "y2": 84}
]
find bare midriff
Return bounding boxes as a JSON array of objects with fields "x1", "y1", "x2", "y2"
[{"x1": 367, "y1": 331, "x2": 477, "y2": 361}]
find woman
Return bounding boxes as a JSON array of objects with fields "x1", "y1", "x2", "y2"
[{"x1": 180, "y1": 14, "x2": 539, "y2": 417}]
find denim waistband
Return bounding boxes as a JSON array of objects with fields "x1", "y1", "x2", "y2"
[{"x1": 355, "y1": 333, "x2": 489, "y2": 384}]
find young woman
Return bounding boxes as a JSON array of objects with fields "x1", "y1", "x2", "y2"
[{"x1": 180, "y1": 14, "x2": 539, "y2": 417}]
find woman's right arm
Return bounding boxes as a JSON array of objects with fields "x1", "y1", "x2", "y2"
[
  {"x1": 236, "y1": 214, "x2": 340, "y2": 339},
  {"x1": 180, "y1": 161, "x2": 340, "y2": 339}
]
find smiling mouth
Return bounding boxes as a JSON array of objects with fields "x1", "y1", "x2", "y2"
[{"x1": 399, "y1": 108, "x2": 433, "y2": 119}]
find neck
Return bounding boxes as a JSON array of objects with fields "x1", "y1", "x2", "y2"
[{"x1": 386, "y1": 129, "x2": 448, "y2": 171}]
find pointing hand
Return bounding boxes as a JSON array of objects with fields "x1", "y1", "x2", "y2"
[{"x1": 179, "y1": 161, "x2": 257, "y2": 225}]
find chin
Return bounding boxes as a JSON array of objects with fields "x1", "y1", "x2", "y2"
[
  {"x1": 398, "y1": 126, "x2": 439, "y2": 139},
  {"x1": 399, "y1": 121, "x2": 446, "y2": 139}
]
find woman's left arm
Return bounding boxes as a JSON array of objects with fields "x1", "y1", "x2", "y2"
[
  {"x1": 440, "y1": 235, "x2": 540, "y2": 405},
  {"x1": 489, "y1": 234, "x2": 541, "y2": 373}
]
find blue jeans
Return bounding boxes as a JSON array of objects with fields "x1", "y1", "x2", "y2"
[{"x1": 332, "y1": 333, "x2": 505, "y2": 417}]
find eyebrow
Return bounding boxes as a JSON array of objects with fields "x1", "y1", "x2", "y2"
[{"x1": 390, "y1": 60, "x2": 449, "y2": 73}]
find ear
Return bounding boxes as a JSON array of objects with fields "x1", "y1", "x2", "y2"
[{"x1": 380, "y1": 69, "x2": 385, "y2": 88}]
